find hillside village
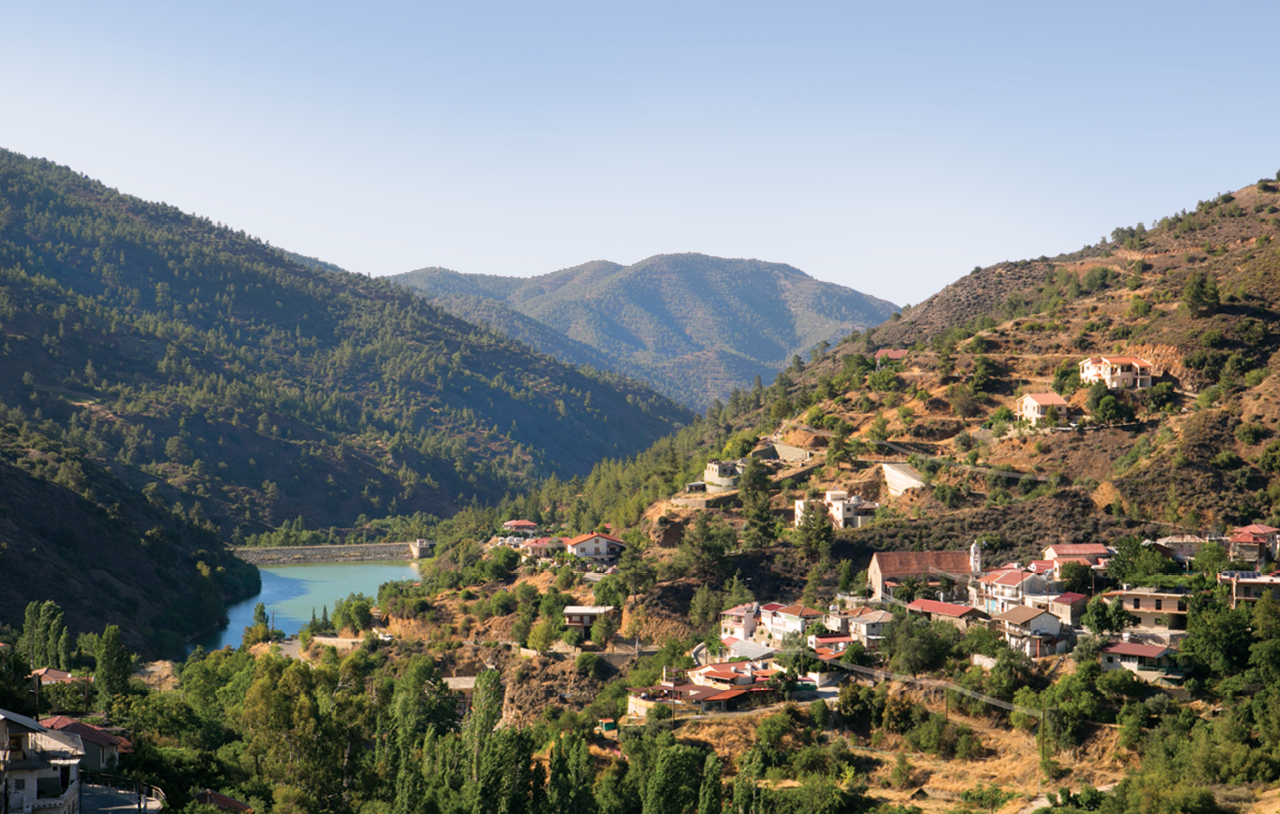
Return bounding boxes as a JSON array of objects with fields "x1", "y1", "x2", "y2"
[{"x1": 6, "y1": 175, "x2": 1280, "y2": 814}]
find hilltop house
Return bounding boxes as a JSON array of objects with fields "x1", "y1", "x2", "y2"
[
  {"x1": 1, "y1": 707, "x2": 84, "y2": 814},
  {"x1": 702, "y1": 460, "x2": 744, "y2": 492},
  {"x1": 874, "y1": 349, "x2": 909, "y2": 368},
  {"x1": 867, "y1": 546, "x2": 978, "y2": 601},
  {"x1": 794, "y1": 490, "x2": 878, "y2": 530},
  {"x1": 566, "y1": 533, "x2": 626, "y2": 565},
  {"x1": 1079, "y1": 356, "x2": 1153, "y2": 390},
  {"x1": 1015, "y1": 392, "x2": 1071, "y2": 424}
]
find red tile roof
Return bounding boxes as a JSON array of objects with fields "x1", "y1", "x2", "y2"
[
  {"x1": 1102, "y1": 642, "x2": 1171, "y2": 658},
  {"x1": 907, "y1": 599, "x2": 980, "y2": 618},
  {"x1": 195, "y1": 791, "x2": 254, "y2": 814},
  {"x1": 40, "y1": 717, "x2": 130, "y2": 751},
  {"x1": 1051, "y1": 593, "x2": 1089, "y2": 605},
  {"x1": 872, "y1": 550, "x2": 973, "y2": 577},
  {"x1": 566, "y1": 532, "x2": 625, "y2": 546},
  {"x1": 874, "y1": 349, "x2": 909, "y2": 360},
  {"x1": 704, "y1": 688, "x2": 750, "y2": 702},
  {"x1": 1045, "y1": 544, "x2": 1109, "y2": 556},
  {"x1": 774, "y1": 604, "x2": 824, "y2": 618},
  {"x1": 1235, "y1": 524, "x2": 1280, "y2": 535},
  {"x1": 1021, "y1": 392, "x2": 1068, "y2": 407}
]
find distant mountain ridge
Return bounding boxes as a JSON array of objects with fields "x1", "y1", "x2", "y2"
[{"x1": 391, "y1": 254, "x2": 897, "y2": 410}]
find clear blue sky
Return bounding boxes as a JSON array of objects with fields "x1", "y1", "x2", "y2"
[{"x1": 4, "y1": 2, "x2": 1278, "y2": 306}]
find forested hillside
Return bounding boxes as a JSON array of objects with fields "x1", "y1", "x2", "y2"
[
  {"x1": 392, "y1": 254, "x2": 898, "y2": 410},
  {"x1": 435, "y1": 174, "x2": 1280, "y2": 563},
  {"x1": 0, "y1": 149, "x2": 691, "y2": 552}
]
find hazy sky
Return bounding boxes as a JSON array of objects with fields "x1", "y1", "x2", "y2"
[{"x1": 5, "y1": 2, "x2": 1278, "y2": 305}]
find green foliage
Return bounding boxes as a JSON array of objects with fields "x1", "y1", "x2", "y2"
[{"x1": 1181, "y1": 271, "x2": 1220, "y2": 316}]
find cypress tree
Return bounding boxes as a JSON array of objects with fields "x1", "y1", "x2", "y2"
[{"x1": 698, "y1": 753, "x2": 723, "y2": 814}]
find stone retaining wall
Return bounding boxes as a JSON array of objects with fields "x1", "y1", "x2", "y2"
[{"x1": 230, "y1": 543, "x2": 416, "y2": 565}]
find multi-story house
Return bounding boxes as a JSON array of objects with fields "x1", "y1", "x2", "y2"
[
  {"x1": 969, "y1": 569, "x2": 1049, "y2": 616},
  {"x1": 1100, "y1": 586, "x2": 1189, "y2": 641},
  {"x1": 1078, "y1": 356, "x2": 1153, "y2": 389},
  {"x1": 845, "y1": 610, "x2": 896, "y2": 650},
  {"x1": 756, "y1": 604, "x2": 824, "y2": 645},
  {"x1": 992, "y1": 606, "x2": 1064, "y2": 657},
  {"x1": 794, "y1": 491, "x2": 878, "y2": 530},
  {"x1": 720, "y1": 602, "x2": 759, "y2": 641},
  {"x1": 1, "y1": 707, "x2": 84, "y2": 814},
  {"x1": 1217, "y1": 571, "x2": 1280, "y2": 609}
]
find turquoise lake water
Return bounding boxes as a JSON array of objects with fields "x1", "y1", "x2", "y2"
[{"x1": 194, "y1": 560, "x2": 421, "y2": 651}]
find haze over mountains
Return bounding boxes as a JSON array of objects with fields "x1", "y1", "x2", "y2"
[{"x1": 391, "y1": 254, "x2": 898, "y2": 411}]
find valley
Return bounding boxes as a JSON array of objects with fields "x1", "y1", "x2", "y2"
[{"x1": 4, "y1": 158, "x2": 1280, "y2": 814}]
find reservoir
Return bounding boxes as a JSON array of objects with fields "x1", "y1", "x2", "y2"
[{"x1": 195, "y1": 560, "x2": 421, "y2": 651}]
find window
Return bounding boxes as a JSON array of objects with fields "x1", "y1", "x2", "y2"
[
  {"x1": 1132, "y1": 598, "x2": 1140, "y2": 609},
  {"x1": 1155, "y1": 599, "x2": 1162, "y2": 611},
  {"x1": 14, "y1": 779, "x2": 25, "y2": 790}
]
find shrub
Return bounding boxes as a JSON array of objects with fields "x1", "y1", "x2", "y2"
[
  {"x1": 575, "y1": 652, "x2": 601, "y2": 678},
  {"x1": 1236, "y1": 423, "x2": 1269, "y2": 445},
  {"x1": 808, "y1": 699, "x2": 830, "y2": 730}
]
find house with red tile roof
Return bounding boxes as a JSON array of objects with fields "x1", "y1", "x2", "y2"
[
  {"x1": 969, "y1": 568, "x2": 1049, "y2": 616},
  {"x1": 502, "y1": 519, "x2": 539, "y2": 536},
  {"x1": 1047, "y1": 592, "x2": 1090, "y2": 625},
  {"x1": 1079, "y1": 356, "x2": 1153, "y2": 389},
  {"x1": 906, "y1": 599, "x2": 988, "y2": 629},
  {"x1": 40, "y1": 716, "x2": 130, "y2": 771},
  {"x1": 1099, "y1": 642, "x2": 1177, "y2": 680},
  {"x1": 1015, "y1": 392, "x2": 1071, "y2": 424},
  {"x1": 521, "y1": 537, "x2": 565, "y2": 559},
  {"x1": 566, "y1": 532, "x2": 626, "y2": 564},
  {"x1": 757, "y1": 604, "x2": 825, "y2": 645}
]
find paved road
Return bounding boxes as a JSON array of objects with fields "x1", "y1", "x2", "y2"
[{"x1": 82, "y1": 784, "x2": 163, "y2": 813}]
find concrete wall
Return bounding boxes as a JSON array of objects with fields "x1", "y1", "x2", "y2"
[
  {"x1": 883, "y1": 463, "x2": 925, "y2": 496},
  {"x1": 231, "y1": 542, "x2": 416, "y2": 564}
]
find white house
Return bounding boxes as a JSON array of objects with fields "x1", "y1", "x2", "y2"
[
  {"x1": 1, "y1": 707, "x2": 84, "y2": 814},
  {"x1": 794, "y1": 491, "x2": 878, "y2": 530},
  {"x1": 565, "y1": 533, "x2": 626, "y2": 564},
  {"x1": 992, "y1": 606, "x2": 1063, "y2": 657},
  {"x1": 703, "y1": 461, "x2": 743, "y2": 492},
  {"x1": 1079, "y1": 356, "x2": 1153, "y2": 389},
  {"x1": 1015, "y1": 392, "x2": 1070, "y2": 424},
  {"x1": 720, "y1": 602, "x2": 759, "y2": 641},
  {"x1": 969, "y1": 568, "x2": 1049, "y2": 616},
  {"x1": 563, "y1": 605, "x2": 616, "y2": 634},
  {"x1": 1100, "y1": 642, "x2": 1178, "y2": 681},
  {"x1": 756, "y1": 604, "x2": 824, "y2": 645}
]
